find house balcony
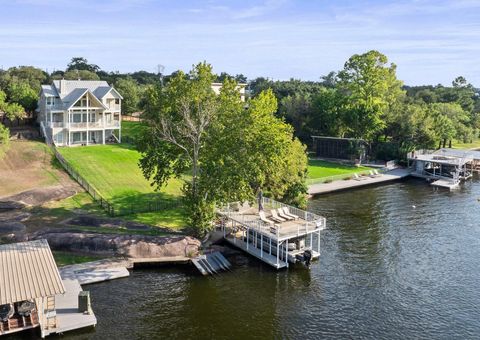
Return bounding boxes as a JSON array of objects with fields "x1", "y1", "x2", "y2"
[
  {"x1": 67, "y1": 121, "x2": 120, "y2": 130},
  {"x1": 46, "y1": 122, "x2": 65, "y2": 128}
]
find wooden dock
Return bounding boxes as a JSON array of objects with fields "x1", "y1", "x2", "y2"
[
  {"x1": 308, "y1": 168, "x2": 412, "y2": 195},
  {"x1": 43, "y1": 279, "x2": 97, "y2": 337}
]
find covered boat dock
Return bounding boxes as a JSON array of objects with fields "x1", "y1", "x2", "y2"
[
  {"x1": 408, "y1": 148, "x2": 477, "y2": 189},
  {"x1": 0, "y1": 240, "x2": 96, "y2": 338},
  {"x1": 217, "y1": 197, "x2": 326, "y2": 269}
]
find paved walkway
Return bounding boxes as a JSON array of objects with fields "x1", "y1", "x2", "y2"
[{"x1": 308, "y1": 168, "x2": 412, "y2": 195}]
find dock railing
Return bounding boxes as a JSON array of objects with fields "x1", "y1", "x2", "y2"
[{"x1": 218, "y1": 197, "x2": 326, "y2": 239}]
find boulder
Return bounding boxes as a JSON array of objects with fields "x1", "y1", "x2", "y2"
[{"x1": 32, "y1": 231, "x2": 201, "y2": 258}]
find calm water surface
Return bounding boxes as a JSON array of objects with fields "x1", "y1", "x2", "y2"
[{"x1": 13, "y1": 178, "x2": 480, "y2": 339}]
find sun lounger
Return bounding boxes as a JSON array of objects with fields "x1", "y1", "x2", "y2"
[
  {"x1": 259, "y1": 211, "x2": 276, "y2": 225},
  {"x1": 270, "y1": 209, "x2": 286, "y2": 222},
  {"x1": 282, "y1": 207, "x2": 299, "y2": 220},
  {"x1": 276, "y1": 208, "x2": 294, "y2": 221},
  {"x1": 374, "y1": 169, "x2": 382, "y2": 176},
  {"x1": 353, "y1": 173, "x2": 365, "y2": 181}
]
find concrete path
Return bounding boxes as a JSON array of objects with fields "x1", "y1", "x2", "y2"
[{"x1": 308, "y1": 168, "x2": 412, "y2": 195}]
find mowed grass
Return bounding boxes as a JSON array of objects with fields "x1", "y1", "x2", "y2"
[
  {"x1": 53, "y1": 251, "x2": 104, "y2": 267},
  {"x1": 451, "y1": 138, "x2": 480, "y2": 150},
  {"x1": 121, "y1": 120, "x2": 147, "y2": 140},
  {"x1": 308, "y1": 159, "x2": 371, "y2": 179},
  {"x1": 58, "y1": 144, "x2": 187, "y2": 228}
]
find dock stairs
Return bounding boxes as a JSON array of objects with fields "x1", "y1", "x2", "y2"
[{"x1": 191, "y1": 252, "x2": 231, "y2": 275}]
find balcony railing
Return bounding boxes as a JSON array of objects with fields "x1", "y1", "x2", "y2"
[{"x1": 47, "y1": 122, "x2": 64, "y2": 128}]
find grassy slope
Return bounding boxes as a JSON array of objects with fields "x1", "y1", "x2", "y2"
[
  {"x1": 0, "y1": 140, "x2": 66, "y2": 197},
  {"x1": 58, "y1": 144, "x2": 186, "y2": 228},
  {"x1": 308, "y1": 159, "x2": 372, "y2": 179}
]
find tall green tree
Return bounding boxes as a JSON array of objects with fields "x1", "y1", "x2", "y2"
[
  {"x1": 337, "y1": 50, "x2": 405, "y2": 141},
  {"x1": 115, "y1": 77, "x2": 140, "y2": 114},
  {"x1": 7, "y1": 81, "x2": 38, "y2": 113},
  {"x1": 61, "y1": 69, "x2": 100, "y2": 80},
  {"x1": 66, "y1": 57, "x2": 100, "y2": 73},
  {"x1": 140, "y1": 63, "x2": 308, "y2": 234}
]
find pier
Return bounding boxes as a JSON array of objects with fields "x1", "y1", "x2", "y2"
[
  {"x1": 308, "y1": 168, "x2": 412, "y2": 195},
  {"x1": 217, "y1": 197, "x2": 326, "y2": 269}
]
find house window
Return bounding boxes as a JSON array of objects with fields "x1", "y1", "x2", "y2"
[
  {"x1": 54, "y1": 131, "x2": 64, "y2": 143},
  {"x1": 74, "y1": 97, "x2": 88, "y2": 107},
  {"x1": 115, "y1": 98, "x2": 120, "y2": 105},
  {"x1": 90, "y1": 113, "x2": 96, "y2": 122},
  {"x1": 46, "y1": 97, "x2": 55, "y2": 106},
  {"x1": 72, "y1": 132, "x2": 81, "y2": 143},
  {"x1": 73, "y1": 114, "x2": 82, "y2": 123}
]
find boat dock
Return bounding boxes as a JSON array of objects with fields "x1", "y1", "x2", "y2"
[
  {"x1": 217, "y1": 197, "x2": 325, "y2": 269},
  {"x1": 408, "y1": 148, "x2": 479, "y2": 190},
  {"x1": 308, "y1": 168, "x2": 412, "y2": 195}
]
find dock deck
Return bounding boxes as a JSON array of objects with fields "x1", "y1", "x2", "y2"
[
  {"x1": 43, "y1": 279, "x2": 97, "y2": 337},
  {"x1": 308, "y1": 168, "x2": 412, "y2": 195},
  {"x1": 218, "y1": 197, "x2": 325, "y2": 269},
  {"x1": 431, "y1": 178, "x2": 460, "y2": 189}
]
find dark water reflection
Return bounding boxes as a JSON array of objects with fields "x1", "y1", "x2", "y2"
[{"x1": 11, "y1": 178, "x2": 480, "y2": 339}]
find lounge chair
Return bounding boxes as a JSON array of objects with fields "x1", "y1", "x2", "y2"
[
  {"x1": 374, "y1": 169, "x2": 382, "y2": 177},
  {"x1": 353, "y1": 173, "x2": 364, "y2": 181},
  {"x1": 277, "y1": 208, "x2": 294, "y2": 221},
  {"x1": 259, "y1": 211, "x2": 276, "y2": 225},
  {"x1": 282, "y1": 207, "x2": 299, "y2": 220},
  {"x1": 270, "y1": 209, "x2": 286, "y2": 222}
]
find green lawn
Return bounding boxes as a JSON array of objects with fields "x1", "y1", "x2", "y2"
[
  {"x1": 58, "y1": 144, "x2": 186, "y2": 228},
  {"x1": 451, "y1": 139, "x2": 480, "y2": 150},
  {"x1": 308, "y1": 159, "x2": 372, "y2": 180},
  {"x1": 53, "y1": 251, "x2": 104, "y2": 267},
  {"x1": 121, "y1": 121, "x2": 147, "y2": 141}
]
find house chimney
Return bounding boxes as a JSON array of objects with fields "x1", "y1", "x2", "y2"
[{"x1": 60, "y1": 78, "x2": 66, "y2": 95}]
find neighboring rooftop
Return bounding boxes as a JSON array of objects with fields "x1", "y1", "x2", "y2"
[{"x1": 0, "y1": 239, "x2": 65, "y2": 305}]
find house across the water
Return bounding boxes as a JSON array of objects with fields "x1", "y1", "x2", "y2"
[{"x1": 37, "y1": 79, "x2": 123, "y2": 146}]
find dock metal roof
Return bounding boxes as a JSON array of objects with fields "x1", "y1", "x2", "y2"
[{"x1": 0, "y1": 239, "x2": 65, "y2": 305}]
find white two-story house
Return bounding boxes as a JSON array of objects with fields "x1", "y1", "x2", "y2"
[{"x1": 37, "y1": 79, "x2": 123, "y2": 146}]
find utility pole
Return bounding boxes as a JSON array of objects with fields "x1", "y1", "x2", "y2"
[{"x1": 157, "y1": 64, "x2": 165, "y2": 86}]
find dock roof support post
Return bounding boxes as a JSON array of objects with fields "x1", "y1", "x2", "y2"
[
  {"x1": 260, "y1": 234, "x2": 263, "y2": 258},
  {"x1": 276, "y1": 241, "x2": 279, "y2": 268},
  {"x1": 286, "y1": 240, "x2": 289, "y2": 268},
  {"x1": 310, "y1": 233, "x2": 313, "y2": 249},
  {"x1": 269, "y1": 238, "x2": 272, "y2": 255},
  {"x1": 246, "y1": 227, "x2": 249, "y2": 250},
  {"x1": 318, "y1": 229, "x2": 321, "y2": 254}
]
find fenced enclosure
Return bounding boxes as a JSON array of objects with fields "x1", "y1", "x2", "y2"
[{"x1": 41, "y1": 123, "x2": 181, "y2": 217}]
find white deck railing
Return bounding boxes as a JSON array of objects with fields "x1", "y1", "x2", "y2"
[{"x1": 217, "y1": 197, "x2": 326, "y2": 240}]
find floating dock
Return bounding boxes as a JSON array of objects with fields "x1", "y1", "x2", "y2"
[{"x1": 217, "y1": 197, "x2": 325, "y2": 269}]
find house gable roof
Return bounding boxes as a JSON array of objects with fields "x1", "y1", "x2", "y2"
[
  {"x1": 62, "y1": 88, "x2": 108, "y2": 110},
  {"x1": 39, "y1": 80, "x2": 117, "y2": 110},
  {"x1": 93, "y1": 86, "x2": 124, "y2": 100}
]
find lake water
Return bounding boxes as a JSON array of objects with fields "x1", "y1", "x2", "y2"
[{"x1": 11, "y1": 177, "x2": 480, "y2": 339}]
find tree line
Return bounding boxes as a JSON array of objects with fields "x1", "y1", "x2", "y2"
[{"x1": 250, "y1": 51, "x2": 480, "y2": 159}]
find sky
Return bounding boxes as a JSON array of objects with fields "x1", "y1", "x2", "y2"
[{"x1": 1, "y1": 0, "x2": 480, "y2": 86}]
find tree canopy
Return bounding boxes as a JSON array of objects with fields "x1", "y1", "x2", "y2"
[{"x1": 139, "y1": 62, "x2": 308, "y2": 234}]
